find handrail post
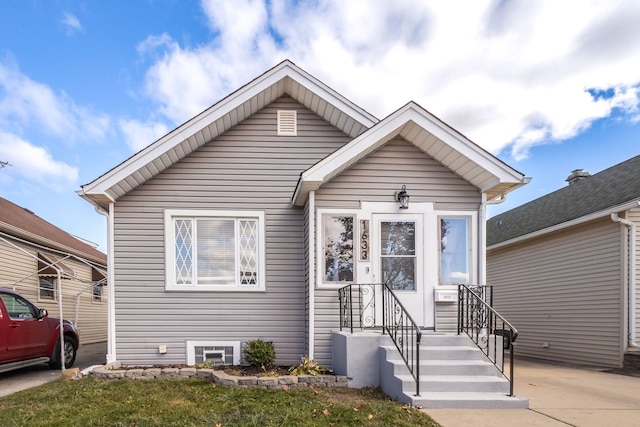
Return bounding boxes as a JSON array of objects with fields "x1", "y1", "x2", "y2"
[
  {"x1": 349, "y1": 285, "x2": 354, "y2": 334},
  {"x1": 381, "y1": 284, "x2": 386, "y2": 335},
  {"x1": 509, "y1": 341, "x2": 515, "y2": 396}
]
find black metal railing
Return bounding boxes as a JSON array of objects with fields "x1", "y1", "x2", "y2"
[
  {"x1": 338, "y1": 283, "x2": 422, "y2": 396},
  {"x1": 458, "y1": 284, "x2": 518, "y2": 396}
]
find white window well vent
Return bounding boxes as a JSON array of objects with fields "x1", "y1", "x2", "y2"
[
  {"x1": 186, "y1": 341, "x2": 240, "y2": 366},
  {"x1": 277, "y1": 110, "x2": 297, "y2": 136}
]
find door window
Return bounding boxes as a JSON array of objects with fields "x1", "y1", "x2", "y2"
[{"x1": 380, "y1": 221, "x2": 416, "y2": 291}]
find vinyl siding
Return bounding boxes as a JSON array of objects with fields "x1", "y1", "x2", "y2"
[
  {"x1": 487, "y1": 218, "x2": 624, "y2": 368},
  {"x1": 112, "y1": 96, "x2": 353, "y2": 365},
  {"x1": 313, "y1": 139, "x2": 481, "y2": 366},
  {"x1": 0, "y1": 238, "x2": 107, "y2": 344}
]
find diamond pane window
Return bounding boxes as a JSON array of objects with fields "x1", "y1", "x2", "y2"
[
  {"x1": 166, "y1": 211, "x2": 264, "y2": 291},
  {"x1": 175, "y1": 219, "x2": 193, "y2": 285}
]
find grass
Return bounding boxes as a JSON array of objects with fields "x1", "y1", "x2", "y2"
[{"x1": 0, "y1": 378, "x2": 441, "y2": 427}]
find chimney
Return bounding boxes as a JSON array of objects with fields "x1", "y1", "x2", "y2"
[{"x1": 566, "y1": 169, "x2": 591, "y2": 185}]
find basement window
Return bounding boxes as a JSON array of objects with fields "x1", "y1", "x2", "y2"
[
  {"x1": 186, "y1": 341, "x2": 240, "y2": 366},
  {"x1": 277, "y1": 110, "x2": 297, "y2": 136}
]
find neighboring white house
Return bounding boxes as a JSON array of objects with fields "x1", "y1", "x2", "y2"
[{"x1": 487, "y1": 156, "x2": 640, "y2": 368}]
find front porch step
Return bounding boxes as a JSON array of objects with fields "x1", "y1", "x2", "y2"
[
  {"x1": 408, "y1": 392, "x2": 529, "y2": 409},
  {"x1": 379, "y1": 334, "x2": 529, "y2": 409}
]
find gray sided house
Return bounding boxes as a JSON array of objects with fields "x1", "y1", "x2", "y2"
[
  {"x1": 80, "y1": 61, "x2": 530, "y2": 408},
  {"x1": 0, "y1": 196, "x2": 108, "y2": 344},
  {"x1": 487, "y1": 156, "x2": 640, "y2": 368}
]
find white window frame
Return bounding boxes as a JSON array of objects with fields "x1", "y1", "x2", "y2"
[
  {"x1": 436, "y1": 212, "x2": 477, "y2": 286},
  {"x1": 186, "y1": 340, "x2": 241, "y2": 366},
  {"x1": 317, "y1": 209, "x2": 357, "y2": 288},
  {"x1": 164, "y1": 209, "x2": 266, "y2": 291},
  {"x1": 38, "y1": 276, "x2": 56, "y2": 302}
]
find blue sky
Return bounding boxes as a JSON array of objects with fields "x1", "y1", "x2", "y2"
[{"x1": 0, "y1": 0, "x2": 639, "y2": 253}]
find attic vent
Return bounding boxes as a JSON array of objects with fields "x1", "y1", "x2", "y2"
[{"x1": 277, "y1": 110, "x2": 297, "y2": 136}]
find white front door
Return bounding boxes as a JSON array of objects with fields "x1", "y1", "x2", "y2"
[{"x1": 371, "y1": 213, "x2": 435, "y2": 328}]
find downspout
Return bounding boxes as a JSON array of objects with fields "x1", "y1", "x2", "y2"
[
  {"x1": 479, "y1": 193, "x2": 507, "y2": 285},
  {"x1": 95, "y1": 202, "x2": 117, "y2": 363},
  {"x1": 611, "y1": 212, "x2": 640, "y2": 349},
  {"x1": 308, "y1": 191, "x2": 316, "y2": 360}
]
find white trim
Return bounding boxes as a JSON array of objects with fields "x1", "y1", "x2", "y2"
[
  {"x1": 80, "y1": 60, "x2": 377, "y2": 200},
  {"x1": 436, "y1": 211, "x2": 478, "y2": 286},
  {"x1": 186, "y1": 340, "x2": 241, "y2": 366},
  {"x1": 107, "y1": 202, "x2": 116, "y2": 363},
  {"x1": 487, "y1": 199, "x2": 640, "y2": 251},
  {"x1": 316, "y1": 209, "x2": 358, "y2": 289},
  {"x1": 308, "y1": 191, "x2": 315, "y2": 360},
  {"x1": 292, "y1": 103, "x2": 525, "y2": 206},
  {"x1": 164, "y1": 209, "x2": 266, "y2": 292}
]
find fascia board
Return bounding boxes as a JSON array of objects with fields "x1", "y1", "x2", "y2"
[
  {"x1": 300, "y1": 102, "x2": 524, "y2": 191},
  {"x1": 82, "y1": 61, "x2": 378, "y2": 197},
  {"x1": 405, "y1": 104, "x2": 524, "y2": 183},
  {"x1": 487, "y1": 199, "x2": 640, "y2": 251}
]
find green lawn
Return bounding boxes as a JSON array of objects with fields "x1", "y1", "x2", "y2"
[{"x1": 0, "y1": 378, "x2": 441, "y2": 426}]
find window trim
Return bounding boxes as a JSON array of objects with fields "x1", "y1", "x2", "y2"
[
  {"x1": 186, "y1": 340, "x2": 241, "y2": 366},
  {"x1": 436, "y1": 212, "x2": 477, "y2": 286},
  {"x1": 38, "y1": 276, "x2": 57, "y2": 302},
  {"x1": 164, "y1": 209, "x2": 266, "y2": 292},
  {"x1": 317, "y1": 209, "x2": 357, "y2": 288}
]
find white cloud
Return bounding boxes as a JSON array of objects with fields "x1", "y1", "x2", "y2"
[
  {"x1": 135, "y1": 0, "x2": 640, "y2": 160},
  {"x1": 0, "y1": 131, "x2": 78, "y2": 189},
  {"x1": 0, "y1": 60, "x2": 110, "y2": 142},
  {"x1": 61, "y1": 12, "x2": 82, "y2": 35},
  {"x1": 119, "y1": 118, "x2": 170, "y2": 151}
]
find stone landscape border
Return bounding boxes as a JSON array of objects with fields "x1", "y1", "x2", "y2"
[{"x1": 92, "y1": 362, "x2": 348, "y2": 390}]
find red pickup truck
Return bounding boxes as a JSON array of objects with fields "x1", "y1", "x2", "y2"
[{"x1": 0, "y1": 287, "x2": 79, "y2": 374}]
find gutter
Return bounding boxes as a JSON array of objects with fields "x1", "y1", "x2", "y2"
[
  {"x1": 611, "y1": 211, "x2": 640, "y2": 349},
  {"x1": 308, "y1": 191, "x2": 316, "y2": 360},
  {"x1": 94, "y1": 202, "x2": 117, "y2": 363},
  {"x1": 488, "y1": 199, "x2": 640, "y2": 251}
]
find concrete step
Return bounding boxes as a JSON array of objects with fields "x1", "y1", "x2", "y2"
[
  {"x1": 408, "y1": 391, "x2": 529, "y2": 409},
  {"x1": 420, "y1": 334, "x2": 473, "y2": 346},
  {"x1": 420, "y1": 359, "x2": 502, "y2": 376},
  {"x1": 420, "y1": 345, "x2": 487, "y2": 360},
  {"x1": 397, "y1": 373, "x2": 510, "y2": 393}
]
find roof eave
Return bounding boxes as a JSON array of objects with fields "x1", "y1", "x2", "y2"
[{"x1": 487, "y1": 198, "x2": 640, "y2": 251}]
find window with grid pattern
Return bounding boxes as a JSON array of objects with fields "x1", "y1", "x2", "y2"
[{"x1": 166, "y1": 210, "x2": 265, "y2": 291}]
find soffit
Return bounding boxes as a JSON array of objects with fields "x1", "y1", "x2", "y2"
[
  {"x1": 292, "y1": 102, "x2": 526, "y2": 206},
  {"x1": 79, "y1": 60, "x2": 378, "y2": 210}
]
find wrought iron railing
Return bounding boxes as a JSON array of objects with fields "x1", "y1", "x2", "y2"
[
  {"x1": 338, "y1": 283, "x2": 422, "y2": 396},
  {"x1": 458, "y1": 284, "x2": 518, "y2": 396}
]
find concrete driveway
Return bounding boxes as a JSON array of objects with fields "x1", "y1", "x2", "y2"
[
  {"x1": 0, "y1": 341, "x2": 106, "y2": 398},
  {"x1": 425, "y1": 359, "x2": 640, "y2": 427}
]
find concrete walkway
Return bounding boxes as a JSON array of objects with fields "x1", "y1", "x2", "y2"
[{"x1": 424, "y1": 359, "x2": 640, "y2": 427}]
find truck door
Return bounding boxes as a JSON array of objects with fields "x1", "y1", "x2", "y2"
[{"x1": 0, "y1": 292, "x2": 49, "y2": 362}]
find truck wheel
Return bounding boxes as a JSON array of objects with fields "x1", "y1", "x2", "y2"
[{"x1": 49, "y1": 337, "x2": 77, "y2": 369}]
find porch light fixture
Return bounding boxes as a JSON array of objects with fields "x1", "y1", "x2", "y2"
[{"x1": 396, "y1": 185, "x2": 410, "y2": 210}]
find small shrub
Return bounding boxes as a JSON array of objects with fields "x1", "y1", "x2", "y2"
[
  {"x1": 289, "y1": 357, "x2": 327, "y2": 376},
  {"x1": 243, "y1": 339, "x2": 276, "y2": 368}
]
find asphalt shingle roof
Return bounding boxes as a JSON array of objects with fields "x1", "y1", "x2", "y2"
[
  {"x1": 487, "y1": 154, "x2": 640, "y2": 246},
  {"x1": 0, "y1": 196, "x2": 107, "y2": 263}
]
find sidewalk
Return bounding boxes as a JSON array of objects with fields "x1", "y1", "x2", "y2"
[{"x1": 424, "y1": 359, "x2": 640, "y2": 426}]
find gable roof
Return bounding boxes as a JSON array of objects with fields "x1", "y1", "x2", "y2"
[
  {"x1": 487, "y1": 154, "x2": 640, "y2": 247},
  {"x1": 0, "y1": 196, "x2": 107, "y2": 264},
  {"x1": 292, "y1": 102, "x2": 527, "y2": 206},
  {"x1": 79, "y1": 60, "x2": 378, "y2": 210}
]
